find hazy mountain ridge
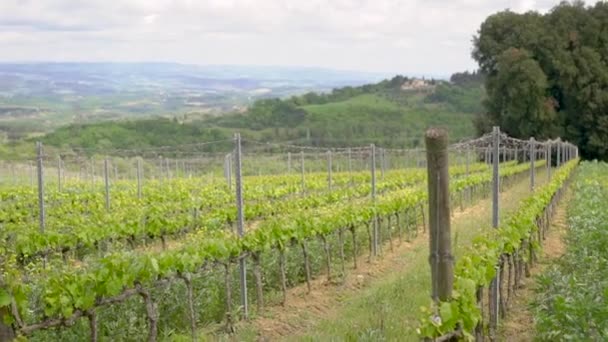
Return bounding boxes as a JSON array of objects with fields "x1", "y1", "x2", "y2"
[
  {"x1": 0, "y1": 62, "x2": 387, "y2": 97},
  {"x1": 0, "y1": 62, "x2": 391, "y2": 138}
]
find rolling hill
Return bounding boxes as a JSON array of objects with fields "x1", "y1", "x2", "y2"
[{"x1": 7, "y1": 73, "x2": 485, "y2": 160}]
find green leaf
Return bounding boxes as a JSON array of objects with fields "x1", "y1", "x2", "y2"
[
  {"x1": 439, "y1": 301, "x2": 453, "y2": 324},
  {"x1": 0, "y1": 289, "x2": 11, "y2": 307}
]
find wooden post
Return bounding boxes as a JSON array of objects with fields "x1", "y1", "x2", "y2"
[
  {"x1": 234, "y1": 133, "x2": 248, "y2": 319},
  {"x1": 29, "y1": 161, "x2": 34, "y2": 189},
  {"x1": 137, "y1": 158, "x2": 143, "y2": 199},
  {"x1": 91, "y1": 158, "x2": 96, "y2": 185},
  {"x1": 57, "y1": 156, "x2": 63, "y2": 192},
  {"x1": 300, "y1": 151, "x2": 305, "y2": 194},
  {"x1": 104, "y1": 158, "x2": 110, "y2": 211},
  {"x1": 547, "y1": 143, "x2": 552, "y2": 181},
  {"x1": 490, "y1": 126, "x2": 500, "y2": 335},
  {"x1": 224, "y1": 153, "x2": 232, "y2": 190},
  {"x1": 347, "y1": 148, "x2": 352, "y2": 173},
  {"x1": 492, "y1": 127, "x2": 500, "y2": 228},
  {"x1": 165, "y1": 157, "x2": 171, "y2": 179},
  {"x1": 380, "y1": 148, "x2": 385, "y2": 178},
  {"x1": 425, "y1": 128, "x2": 453, "y2": 302},
  {"x1": 530, "y1": 138, "x2": 535, "y2": 191},
  {"x1": 371, "y1": 144, "x2": 378, "y2": 257},
  {"x1": 327, "y1": 150, "x2": 333, "y2": 191},
  {"x1": 158, "y1": 156, "x2": 163, "y2": 183},
  {"x1": 556, "y1": 139, "x2": 562, "y2": 167},
  {"x1": 36, "y1": 142, "x2": 45, "y2": 233},
  {"x1": 465, "y1": 147, "x2": 471, "y2": 203}
]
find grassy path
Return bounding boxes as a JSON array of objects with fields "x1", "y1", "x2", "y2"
[
  {"x1": 499, "y1": 176, "x2": 572, "y2": 341},
  {"x1": 218, "y1": 167, "x2": 552, "y2": 342}
]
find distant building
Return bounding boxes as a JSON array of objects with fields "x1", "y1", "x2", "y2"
[{"x1": 400, "y1": 78, "x2": 435, "y2": 92}]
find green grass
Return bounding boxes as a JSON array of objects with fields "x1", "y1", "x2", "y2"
[
  {"x1": 532, "y1": 162, "x2": 608, "y2": 340},
  {"x1": 301, "y1": 94, "x2": 403, "y2": 114},
  {"x1": 301, "y1": 93, "x2": 475, "y2": 147}
]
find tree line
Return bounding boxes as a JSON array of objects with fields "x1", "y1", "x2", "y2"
[{"x1": 474, "y1": 1, "x2": 608, "y2": 160}]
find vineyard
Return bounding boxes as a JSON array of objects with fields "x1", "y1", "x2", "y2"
[{"x1": 0, "y1": 129, "x2": 579, "y2": 341}]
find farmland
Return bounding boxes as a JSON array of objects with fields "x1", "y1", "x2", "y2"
[{"x1": 0, "y1": 131, "x2": 581, "y2": 341}]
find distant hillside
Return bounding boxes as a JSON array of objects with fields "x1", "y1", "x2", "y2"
[
  {"x1": 17, "y1": 73, "x2": 486, "y2": 159},
  {"x1": 0, "y1": 62, "x2": 387, "y2": 139},
  {"x1": 206, "y1": 73, "x2": 484, "y2": 147},
  {"x1": 42, "y1": 119, "x2": 231, "y2": 153}
]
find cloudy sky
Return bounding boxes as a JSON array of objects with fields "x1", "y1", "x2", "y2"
[{"x1": 0, "y1": 0, "x2": 601, "y2": 76}]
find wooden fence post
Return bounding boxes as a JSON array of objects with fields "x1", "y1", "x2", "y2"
[
  {"x1": 425, "y1": 128, "x2": 453, "y2": 302},
  {"x1": 490, "y1": 126, "x2": 501, "y2": 337},
  {"x1": 530, "y1": 138, "x2": 536, "y2": 191},
  {"x1": 233, "y1": 133, "x2": 248, "y2": 319}
]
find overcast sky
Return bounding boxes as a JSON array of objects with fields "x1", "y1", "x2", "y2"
[{"x1": 0, "y1": 0, "x2": 601, "y2": 76}]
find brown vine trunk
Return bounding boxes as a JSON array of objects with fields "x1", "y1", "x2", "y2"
[
  {"x1": 181, "y1": 274, "x2": 197, "y2": 342},
  {"x1": 460, "y1": 191, "x2": 464, "y2": 211},
  {"x1": 475, "y1": 287, "x2": 484, "y2": 342},
  {"x1": 87, "y1": 310, "x2": 98, "y2": 342},
  {"x1": 338, "y1": 229, "x2": 345, "y2": 276},
  {"x1": 320, "y1": 235, "x2": 331, "y2": 281},
  {"x1": 499, "y1": 257, "x2": 506, "y2": 318},
  {"x1": 507, "y1": 254, "x2": 513, "y2": 306},
  {"x1": 137, "y1": 285, "x2": 158, "y2": 342},
  {"x1": 279, "y1": 249, "x2": 287, "y2": 305},
  {"x1": 223, "y1": 263, "x2": 234, "y2": 333},
  {"x1": 376, "y1": 216, "x2": 382, "y2": 255},
  {"x1": 523, "y1": 248, "x2": 530, "y2": 279},
  {"x1": 301, "y1": 242, "x2": 312, "y2": 293},
  {"x1": 0, "y1": 307, "x2": 15, "y2": 342},
  {"x1": 366, "y1": 221, "x2": 373, "y2": 262},
  {"x1": 161, "y1": 235, "x2": 167, "y2": 251},
  {"x1": 387, "y1": 215, "x2": 394, "y2": 252},
  {"x1": 252, "y1": 253, "x2": 264, "y2": 312},
  {"x1": 350, "y1": 225, "x2": 358, "y2": 269},
  {"x1": 406, "y1": 208, "x2": 412, "y2": 242},
  {"x1": 396, "y1": 213, "x2": 402, "y2": 242},
  {"x1": 419, "y1": 203, "x2": 426, "y2": 234}
]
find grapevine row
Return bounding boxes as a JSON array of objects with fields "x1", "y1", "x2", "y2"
[
  {"x1": 2, "y1": 164, "x2": 496, "y2": 265},
  {"x1": 0, "y1": 160, "x2": 540, "y2": 339},
  {"x1": 417, "y1": 158, "x2": 577, "y2": 339}
]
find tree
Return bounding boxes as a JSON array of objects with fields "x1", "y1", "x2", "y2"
[
  {"x1": 481, "y1": 48, "x2": 558, "y2": 139},
  {"x1": 473, "y1": 1, "x2": 608, "y2": 160}
]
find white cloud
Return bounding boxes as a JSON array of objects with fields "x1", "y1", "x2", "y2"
[
  {"x1": 143, "y1": 14, "x2": 159, "y2": 25},
  {"x1": 0, "y1": 0, "x2": 603, "y2": 75}
]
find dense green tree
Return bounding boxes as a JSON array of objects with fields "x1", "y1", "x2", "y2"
[
  {"x1": 247, "y1": 99, "x2": 306, "y2": 129},
  {"x1": 474, "y1": 1, "x2": 608, "y2": 160},
  {"x1": 42, "y1": 118, "x2": 230, "y2": 154},
  {"x1": 481, "y1": 48, "x2": 558, "y2": 138},
  {"x1": 449, "y1": 71, "x2": 485, "y2": 87}
]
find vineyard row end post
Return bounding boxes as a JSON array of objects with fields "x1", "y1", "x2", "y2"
[
  {"x1": 424, "y1": 127, "x2": 453, "y2": 303},
  {"x1": 234, "y1": 133, "x2": 248, "y2": 319},
  {"x1": 490, "y1": 126, "x2": 500, "y2": 335},
  {"x1": 36, "y1": 141, "x2": 45, "y2": 233},
  {"x1": 370, "y1": 144, "x2": 378, "y2": 257}
]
